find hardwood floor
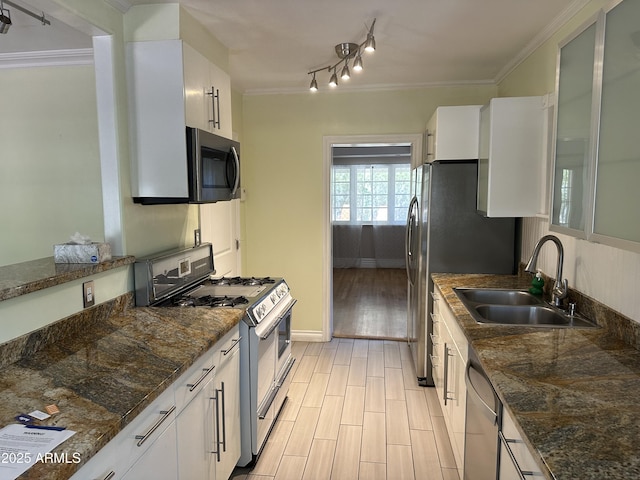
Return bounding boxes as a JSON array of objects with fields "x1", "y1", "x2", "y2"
[
  {"x1": 232, "y1": 339, "x2": 460, "y2": 480},
  {"x1": 332, "y1": 269, "x2": 407, "y2": 340}
]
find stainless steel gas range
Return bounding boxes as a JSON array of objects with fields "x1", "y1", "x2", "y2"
[{"x1": 134, "y1": 243, "x2": 296, "y2": 467}]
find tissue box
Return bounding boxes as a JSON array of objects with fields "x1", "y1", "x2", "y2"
[{"x1": 54, "y1": 243, "x2": 112, "y2": 264}]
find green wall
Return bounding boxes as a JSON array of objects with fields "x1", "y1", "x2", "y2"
[
  {"x1": 0, "y1": 65, "x2": 103, "y2": 266},
  {"x1": 242, "y1": 86, "x2": 497, "y2": 333}
]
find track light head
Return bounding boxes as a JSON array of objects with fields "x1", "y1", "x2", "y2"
[
  {"x1": 341, "y1": 62, "x2": 350, "y2": 80},
  {"x1": 309, "y1": 74, "x2": 318, "y2": 92},
  {"x1": 353, "y1": 52, "x2": 363, "y2": 72},
  {"x1": 364, "y1": 34, "x2": 376, "y2": 53},
  {"x1": 329, "y1": 70, "x2": 338, "y2": 87}
]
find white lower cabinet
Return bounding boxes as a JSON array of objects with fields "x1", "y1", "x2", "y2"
[
  {"x1": 71, "y1": 325, "x2": 240, "y2": 480},
  {"x1": 122, "y1": 420, "x2": 178, "y2": 480},
  {"x1": 213, "y1": 335, "x2": 241, "y2": 480},
  {"x1": 176, "y1": 355, "x2": 217, "y2": 480},
  {"x1": 432, "y1": 286, "x2": 467, "y2": 479}
]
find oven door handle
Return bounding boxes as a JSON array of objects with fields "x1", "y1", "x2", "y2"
[
  {"x1": 257, "y1": 356, "x2": 296, "y2": 419},
  {"x1": 257, "y1": 299, "x2": 297, "y2": 340}
]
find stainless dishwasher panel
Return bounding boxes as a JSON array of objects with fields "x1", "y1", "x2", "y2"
[{"x1": 463, "y1": 357, "x2": 500, "y2": 480}]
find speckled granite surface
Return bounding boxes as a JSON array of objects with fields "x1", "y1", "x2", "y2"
[
  {"x1": 0, "y1": 293, "x2": 243, "y2": 480},
  {"x1": 0, "y1": 256, "x2": 136, "y2": 302},
  {"x1": 432, "y1": 273, "x2": 640, "y2": 480}
]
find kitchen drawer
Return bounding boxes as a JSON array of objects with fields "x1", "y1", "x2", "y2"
[
  {"x1": 212, "y1": 325, "x2": 241, "y2": 368},
  {"x1": 70, "y1": 385, "x2": 176, "y2": 480},
  {"x1": 174, "y1": 349, "x2": 216, "y2": 415},
  {"x1": 500, "y1": 407, "x2": 545, "y2": 477},
  {"x1": 436, "y1": 285, "x2": 468, "y2": 364}
]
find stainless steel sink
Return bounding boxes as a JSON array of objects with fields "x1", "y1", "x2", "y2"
[
  {"x1": 453, "y1": 288, "x2": 597, "y2": 328},
  {"x1": 455, "y1": 288, "x2": 543, "y2": 306},
  {"x1": 474, "y1": 304, "x2": 596, "y2": 327}
]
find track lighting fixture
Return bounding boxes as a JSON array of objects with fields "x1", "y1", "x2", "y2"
[
  {"x1": 0, "y1": 0, "x2": 51, "y2": 35},
  {"x1": 307, "y1": 18, "x2": 377, "y2": 92}
]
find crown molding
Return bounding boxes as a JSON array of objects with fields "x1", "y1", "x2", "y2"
[
  {"x1": 0, "y1": 48, "x2": 94, "y2": 69},
  {"x1": 494, "y1": 0, "x2": 592, "y2": 83},
  {"x1": 104, "y1": 0, "x2": 131, "y2": 14}
]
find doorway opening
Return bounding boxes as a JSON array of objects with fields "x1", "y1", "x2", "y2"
[{"x1": 323, "y1": 134, "x2": 423, "y2": 341}]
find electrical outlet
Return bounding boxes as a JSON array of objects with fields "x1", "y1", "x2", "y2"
[
  {"x1": 83, "y1": 281, "x2": 95, "y2": 308},
  {"x1": 194, "y1": 229, "x2": 201, "y2": 246}
]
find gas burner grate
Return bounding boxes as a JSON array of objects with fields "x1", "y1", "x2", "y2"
[
  {"x1": 202, "y1": 295, "x2": 250, "y2": 307},
  {"x1": 170, "y1": 294, "x2": 249, "y2": 308}
]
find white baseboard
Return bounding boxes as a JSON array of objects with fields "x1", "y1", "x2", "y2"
[{"x1": 291, "y1": 330, "x2": 326, "y2": 342}]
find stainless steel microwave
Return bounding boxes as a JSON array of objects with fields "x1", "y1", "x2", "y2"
[{"x1": 186, "y1": 127, "x2": 240, "y2": 203}]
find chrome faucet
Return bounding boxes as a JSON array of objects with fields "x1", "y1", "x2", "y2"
[{"x1": 525, "y1": 235, "x2": 568, "y2": 308}]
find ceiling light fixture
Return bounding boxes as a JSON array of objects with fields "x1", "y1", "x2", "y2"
[
  {"x1": 307, "y1": 18, "x2": 377, "y2": 92},
  {"x1": 0, "y1": 0, "x2": 51, "y2": 35}
]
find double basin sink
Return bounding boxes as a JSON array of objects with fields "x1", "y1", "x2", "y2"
[{"x1": 453, "y1": 288, "x2": 597, "y2": 328}]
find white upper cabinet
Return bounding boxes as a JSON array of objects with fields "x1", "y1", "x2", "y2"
[
  {"x1": 182, "y1": 43, "x2": 233, "y2": 138},
  {"x1": 209, "y1": 62, "x2": 233, "y2": 139},
  {"x1": 477, "y1": 96, "x2": 544, "y2": 217},
  {"x1": 126, "y1": 39, "x2": 233, "y2": 200},
  {"x1": 551, "y1": 1, "x2": 640, "y2": 252},
  {"x1": 126, "y1": 39, "x2": 190, "y2": 200},
  {"x1": 425, "y1": 105, "x2": 481, "y2": 162}
]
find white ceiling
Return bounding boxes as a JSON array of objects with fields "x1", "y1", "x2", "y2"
[{"x1": 2, "y1": 0, "x2": 590, "y2": 93}]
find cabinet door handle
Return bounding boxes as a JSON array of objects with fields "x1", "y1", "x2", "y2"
[
  {"x1": 187, "y1": 365, "x2": 215, "y2": 392},
  {"x1": 135, "y1": 405, "x2": 175, "y2": 447},
  {"x1": 210, "y1": 389, "x2": 221, "y2": 461},
  {"x1": 216, "y1": 87, "x2": 221, "y2": 129},
  {"x1": 220, "y1": 382, "x2": 227, "y2": 453},
  {"x1": 221, "y1": 337, "x2": 241, "y2": 356},
  {"x1": 207, "y1": 86, "x2": 220, "y2": 129},
  {"x1": 96, "y1": 472, "x2": 115, "y2": 480},
  {"x1": 443, "y1": 344, "x2": 455, "y2": 406}
]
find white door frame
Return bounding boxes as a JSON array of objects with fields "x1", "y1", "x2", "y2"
[{"x1": 322, "y1": 134, "x2": 423, "y2": 341}]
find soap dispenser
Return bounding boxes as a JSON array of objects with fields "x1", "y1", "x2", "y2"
[{"x1": 529, "y1": 269, "x2": 544, "y2": 296}]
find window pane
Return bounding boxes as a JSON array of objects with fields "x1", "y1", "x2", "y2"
[
  {"x1": 373, "y1": 208, "x2": 388, "y2": 221},
  {"x1": 333, "y1": 183, "x2": 350, "y2": 195},
  {"x1": 373, "y1": 183, "x2": 388, "y2": 195},
  {"x1": 372, "y1": 168, "x2": 388, "y2": 181},
  {"x1": 357, "y1": 209, "x2": 372, "y2": 222},
  {"x1": 373, "y1": 195, "x2": 387, "y2": 207},
  {"x1": 331, "y1": 161, "x2": 411, "y2": 225}
]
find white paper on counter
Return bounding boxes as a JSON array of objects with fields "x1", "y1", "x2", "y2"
[{"x1": 0, "y1": 424, "x2": 76, "y2": 480}]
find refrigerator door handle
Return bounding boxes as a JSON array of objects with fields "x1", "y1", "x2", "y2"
[{"x1": 405, "y1": 196, "x2": 419, "y2": 286}]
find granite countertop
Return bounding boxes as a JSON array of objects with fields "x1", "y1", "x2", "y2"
[
  {"x1": 0, "y1": 294, "x2": 244, "y2": 480},
  {"x1": 0, "y1": 256, "x2": 136, "y2": 302},
  {"x1": 432, "y1": 273, "x2": 640, "y2": 480}
]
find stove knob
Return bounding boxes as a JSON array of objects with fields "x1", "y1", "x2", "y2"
[{"x1": 270, "y1": 293, "x2": 278, "y2": 303}]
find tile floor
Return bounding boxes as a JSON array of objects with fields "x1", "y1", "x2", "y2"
[{"x1": 232, "y1": 338, "x2": 460, "y2": 480}]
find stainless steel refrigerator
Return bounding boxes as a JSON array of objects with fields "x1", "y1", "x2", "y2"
[{"x1": 406, "y1": 160, "x2": 516, "y2": 386}]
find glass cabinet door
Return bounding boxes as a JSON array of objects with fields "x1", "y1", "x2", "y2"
[
  {"x1": 592, "y1": 0, "x2": 640, "y2": 245},
  {"x1": 551, "y1": 18, "x2": 600, "y2": 235}
]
